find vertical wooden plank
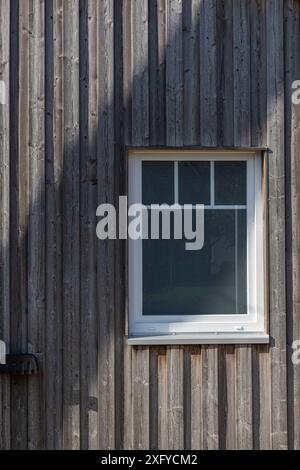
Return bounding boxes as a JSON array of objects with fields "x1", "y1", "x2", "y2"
[
  {"x1": 97, "y1": 0, "x2": 115, "y2": 450},
  {"x1": 266, "y1": 0, "x2": 287, "y2": 450},
  {"x1": 200, "y1": 0, "x2": 217, "y2": 146},
  {"x1": 45, "y1": 0, "x2": 63, "y2": 450},
  {"x1": 250, "y1": 0, "x2": 270, "y2": 450},
  {"x1": 183, "y1": 0, "x2": 200, "y2": 145},
  {"x1": 216, "y1": 0, "x2": 234, "y2": 146},
  {"x1": 225, "y1": 346, "x2": 237, "y2": 450},
  {"x1": 130, "y1": 0, "x2": 150, "y2": 450},
  {"x1": 149, "y1": 348, "x2": 159, "y2": 450},
  {"x1": 0, "y1": 0, "x2": 10, "y2": 451},
  {"x1": 79, "y1": 0, "x2": 98, "y2": 450},
  {"x1": 202, "y1": 346, "x2": 218, "y2": 449},
  {"x1": 132, "y1": 347, "x2": 150, "y2": 449},
  {"x1": 62, "y1": 0, "x2": 80, "y2": 450},
  {"x1": 114, "y1": 0, "x2": 126, "y2": 450},
  {"x1": 132, "y1": 0, "x2": 149, "y2": 146},
  {"x1": 10, "y1": 0, "x2": 29, "y2": 450},
  {"x1": 167, "y1": 346, "x2": 184, "y2": 450},
  {"x1": 27, "y1": 0, "x2": 45, "y2": 450},
  {"x1": 199, "y1": 0, "x2": 219, "y2": 451},
  {"x1": 165, "y1": 0, "x2": 185, "y2": 450},
  {"x1": 232, "y1": 0, "x2": 253, "y2": 450},
  {"x1": 123, "y1": 0, "x2": 133, "y2": 451},
  {"x1": 284, "y1": 0, "x2": 300, "y2": 450},
  {"x1": 157, "y1": 349, "x2": 168, "y2": 449},
  {"x1": 250, "y1": 0, "x2": 267, "y2": 148},
  {"x1": 149, "y1": 0, "x2": 166, "y2": 146},
  {"x1": 190, "y1": 348, "x2": 203, "y2": 450},
  {"x1": 166, "y1": 0, "x2": 183, "y2": 146},
  {"x1": 233, "y1": 0, "x2": 251, "y2": 145}
]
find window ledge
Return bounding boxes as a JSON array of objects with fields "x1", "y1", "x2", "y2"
[{"x1": 127, "y1": 332, "x2": 270, "y2": 346}]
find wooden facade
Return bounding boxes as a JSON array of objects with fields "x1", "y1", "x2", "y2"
[{"x1": 0, "y1": 0, "x2": 300, "y2": 450}]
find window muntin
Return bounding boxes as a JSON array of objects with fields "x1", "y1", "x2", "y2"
[{"x1": 128, "y1": 151, "x2": 265, "y2": 340}]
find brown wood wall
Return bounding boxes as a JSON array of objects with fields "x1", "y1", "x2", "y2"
[{"x1": 0, "y1": 0, "x2": 299, "y2": 450}]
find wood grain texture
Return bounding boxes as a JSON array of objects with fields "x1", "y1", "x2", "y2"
[
  {"x1": 45, "y1": 0, "x2": 63, "y2": 450},
  {"x1": 284, "y1": 0, "x2": 300, "y2": 450},
  {"x1": 0, "y1": 0, "x2": 10, "y2": 451},
  {"x1": 0, "y1": 0, "x2": 299, "y2": 450},
  {"x1": 27, "y1": 0, "x2": 45, "y2": 450},
  {"x1": 266, "y1": 0, "x2": 288, "y2": 450},
  {"x1": 62, "y1": 0, "x2": 80, "y2": 450},
  {"x1": 10, "y1": 0, "x2": 29, "y2": 450}
]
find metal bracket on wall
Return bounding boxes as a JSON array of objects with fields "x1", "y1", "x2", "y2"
[{"x1": 0, "y1": 354, "x2": 39, "y2": 376}]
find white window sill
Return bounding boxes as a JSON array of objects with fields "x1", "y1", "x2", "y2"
[{"x1": 127, "y1": 332, "x2": 270, "y2": 345}]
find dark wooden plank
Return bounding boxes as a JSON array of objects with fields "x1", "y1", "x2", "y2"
[
  {"x1": 200, "y1": 0, "x2": 217, "y2": 146},
  {"x1": 166, "y1": 0, "x2": 183, "y2": 146},
  {"x1": 79, "y1": 0, "x2": 98, "y2": 450},
  {"x1": 183, "y1": 0, "x2": 200, "y2": 145},
  {"x1": 149, "y1": 0, "x2": 166, "y2": 146},
  {"x1": 10, "y1": 0, "x2": 29, "y2": 450},
  {"x1": 45, "y1": 0, "x2": 63, "y2": 450}
]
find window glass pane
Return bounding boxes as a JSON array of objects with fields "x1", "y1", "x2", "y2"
[
  {"x1": 142, "y1": 161, "x2": 174, "y2": 205},
  {"x1": 179, "y1": 161, "x2": 210, "y2": 205},
  {"x1": 214, "y1": 161, "x2": 246, "y2": 205},
  {"x1": 143, "y1": 209, "x2": 247, "y2": 315}
]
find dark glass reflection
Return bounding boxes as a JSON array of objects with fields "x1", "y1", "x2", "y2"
[
  {"x1": 179, "y1": 161, "x2": 210, "y2": 205},
  {"x1": 143, "y1": 209, "x2": 247, "y2": 315},
  {"x1": 142, "y1": 161, "x2": 174, "y2": 205},
  {"x1": 214, "y1": 161, "x2": 246, "y2": 205}
]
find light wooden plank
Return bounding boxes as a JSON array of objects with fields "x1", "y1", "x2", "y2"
[
  {"x1": 190, "y1": 348, "x2": 203, "y2": 450},
  {"x1": 132, "y1": 347, "x2": 150, "y2": 449},
  {"x1": 27, "y1": 0, "x2": 45, "y2": 450},
  {"x1": 167, "y1": 346, "x2": 184, "y2": 450},
  {"x1": 157, "y1": 348, "x2": 168, "y2": 449},
  {"x1": 0, "y1": 0, "x2": 10, "y2": 451},
  {"x1": 284, "y1": 0, "x2": 300, "y2": 450},
  {"x1": 266, "y1": 0, "x2": 288, "y2": 450},
  {"x1": 62, "y1": 0, "x2": 80, "y2": 450},
  {"x1": 202, "y1": 346, "x2": 218, "y2": 449}
]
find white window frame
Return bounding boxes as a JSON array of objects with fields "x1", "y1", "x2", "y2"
[{"x1": 128, "y1": 150, "x2": 269, "y2": 345}]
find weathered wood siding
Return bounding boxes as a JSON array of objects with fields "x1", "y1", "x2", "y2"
[{"x1": 0, "y1": 0, "x2": 299, "y2": 449}]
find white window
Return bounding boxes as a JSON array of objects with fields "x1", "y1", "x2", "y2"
[{"x1": 128, "y1": 150, "x2": 268, "y2": 345}]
